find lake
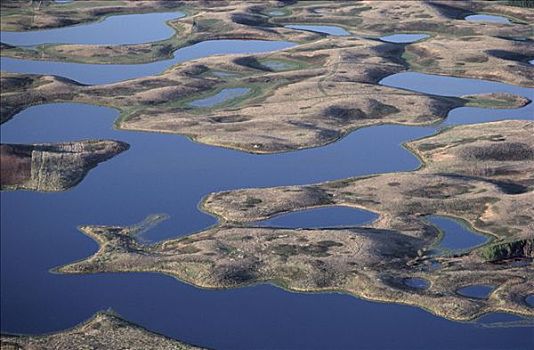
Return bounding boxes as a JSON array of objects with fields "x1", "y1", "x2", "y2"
[{"x1": 1, "y1": 10, "x2": 533, "y2": 350}]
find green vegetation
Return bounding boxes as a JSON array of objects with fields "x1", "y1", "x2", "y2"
[{"x1": 478, "y1": 239, "x2": 534, "y2": 261}]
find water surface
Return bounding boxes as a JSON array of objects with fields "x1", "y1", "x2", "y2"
[
  {"x1": 380, "y1": 34, "x2": 429, "y2": 43},
  {"x1": 428, "y1": 216, "x2": 488, "y2": 252},
  {"x1": 382, "y1": 72, "x2": 534, "y2": 125},
  {"x1": 0, "y1": 103, "x2": 428, "y2": 243},
  {"x1": 2, "y1": 21, "x2": 534, "y2": 350},
  {"x1": 189, "y1": 88, "x2": 250, "y2": 108},
  {"x1": 261, "y1": 59, "x2": 294, "y2": 71},
  {"x1": 2, "y1": 77, "x2": 531, "y2": 347},
  {"x1": 457, "y1": 285, "x2": 495, "y2": 299},
  {"x1": 381, "y1": 72, "x2": 533, "y2": 98},
  {"x1": 404, "y1": 278, "x2": 430, "y2": 289},
  {"x1": 268, "y1": 10, "x2": 286, "y2": 17},
  {"x1": 465, "y1": 14, "x2": 511, "y2": 24},
  {"x1": 285, "y1": 24, "x2": 350, "y2": 36},
  {"x1": 256, "y1": 206, "x2": 377, "y2": 228},
  {"x1": 0, "y1": 12, "x2": 184, "y2": 46},
  {"x1": 0, "y1": 40, "x2": 295, "y2": 84}
]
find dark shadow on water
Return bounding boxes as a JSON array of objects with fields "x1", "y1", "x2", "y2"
[
  {"x1": 255, "y1": 206, "x2": 377, "y2": 228},
  {"x1": 457, "y1": 285, "x2": 495, "y2": 299}
]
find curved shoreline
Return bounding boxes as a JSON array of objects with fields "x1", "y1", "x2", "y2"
[{"x1": 1, "y1": 2, "x2": 534, "y2": 348}]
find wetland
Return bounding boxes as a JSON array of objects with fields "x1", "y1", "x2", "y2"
[{"x1": 1, "y1": 1, "x2": 533, "y2": 349}]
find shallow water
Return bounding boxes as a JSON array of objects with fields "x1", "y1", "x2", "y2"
[
  {"x1": 285, "y1": 24, "x2": 350, "y2": 36},
  {"x1": 382, "y1": 72, "x2": 534, "y2": 125},
  {"x1": 465, "y1": 14, "x2": 511, "y2": 24},
  {"x1": 457, "y1": 285, "x2": 495, "y2": 299},
  {"x1": 476, "y1": 313, "x2": 533, "y2": 329},
  {"x1": 0, "y1": 40, "x2": 295, "y2": 85},
  {"x1": 1, "y1": 17, "x2": 534, "y2": 349},
  {"x1": 380, "y1": 34, "x2": 429, "y2": 43},
  {"x1": 268, "y1": 10, "x2": 286, "y2": 17},
  {"x1": 256, "y1": 206, "x2": 377, "y2": 228},
  {"x1": 0, "y1": 12, "x2": 184, "y2": 46},
  {"x1": 381, "y1": 72, "x2": 533, "y2": 98},
  {"x1": 189, "y1": 88, "x2": 250, "y2": 108},
  {"x1": 261, "y1": 59, "x2": 293, "y2": 71},
  {"x1": 428, "y1": 216, "x2": 488, "y2": 252},
  {"x1": 404, "y1": 278, "x2": 430, "y2": 289}
]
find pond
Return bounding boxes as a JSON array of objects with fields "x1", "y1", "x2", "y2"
[
  {"x1": 0, "y1": 40, "x2": 296, "y2": 85},
  {"x1": 465, "y1": 14, "x2": 511, "y2": 24},
  {"x1": 427, "y1": 216, "x2": 488, "y2": 252},
  {"x1": 1, "y1": 18, "x2": 533, "y2": 350},
  {"x1": 260, "y1": 59, "x2": 295, "y2": 71},
  {"x1": 2, "y1": 75, "x2": 531, "y2": 349},
  {"x1": 268, "y1": 10, "x2": 286, "y2": 17},
  {"x1": 189, "y1": 88, "x2": 250, "y2": 108},
  {"x1": 457, "y1": 285, "x2": 495, "y2": 299},
  {"x1": 285, "y1": 24, "x2": 351, "y2": 36},
  {"x1": 0, "y1": 11, "x2": 185, "y2": 46},
  {"x1": 380, "y1": 33, "x2": 429, "y2": 44},
  {"x1": 404, "y1": 278, "x2": 430, "y2": 290},
  {"x1": 256, "y1": 206, "x2": 377, "y2": 228}
]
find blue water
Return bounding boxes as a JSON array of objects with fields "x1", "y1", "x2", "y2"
[
  {"x1": 527, "y1": 295, "x2": 534, "y2": 307},
  {"x1": 428, "y1": 216, "x2": 488, "y2": 252},
  {"x1": 256, "y1": 206, "x2": 377, "y2": 228},
  {"x1": 477, "y1": 312, "x2": 533, "y2": 328},
  {"x1": 0, "y1": 40, "x2": 295, "y2": 84},
  {"x1": 2, "y1": 75, "x2": 532, "y2": 348},
  {"x1": 261, "y1": 59, "x2": 293, "y2": 71},
  {"x1": 0, "y1": 104, "x2": 428, "y2": 243},
  {"x1": 381, "y1": 72, "x2": 533, "y2": 98},
  {"x1": 285, "y1": 24, "x2": 351, "y2": 36},
  {"x1": 0, "y1": 12, "x2": 184, "y2": 46},
  {"x1": 458, "y1": 285, "x2": 495, "y2": 299},
  {"x1": 382, "y1": 72, "x2": 534, "y2": 125},
  {"x1": 380, "y1": 34, "x2": 429, "y2": 44},
  {"x1": 404, "y1": 278, "x2": 430, "y2": 289},
  {"x1": 2, "y1": 14, "x2": 534, "y2": 349},
  {"x1": 268, "y1": 10, "x2": 286, "y2": 17},
  {"x1": 465, "y1": 14, "x2": 511, "y2": 24},
  {"x1": 189, "y1": 88, "x2": 250, "y2": 108}
]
